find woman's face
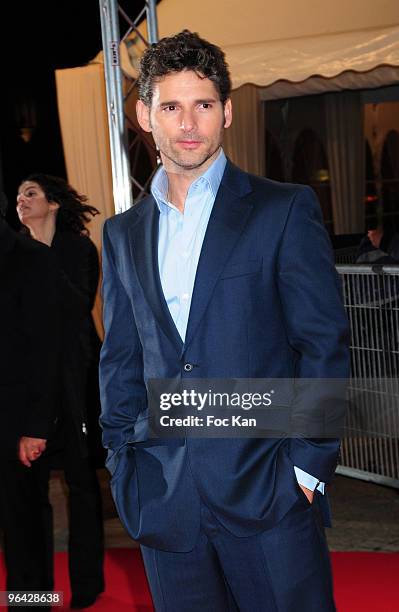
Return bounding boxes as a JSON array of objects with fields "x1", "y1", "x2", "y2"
[{"x1": 16, "y1": 181, "x2": 58, "y2": 225}]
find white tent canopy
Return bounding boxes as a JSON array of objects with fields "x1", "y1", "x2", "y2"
[
  {"x1": 120, "y1": 0, "x2": 399, "y2": 95},
  {"x1": 236, "y1": 27, "x2": 399, "y2": 98}
]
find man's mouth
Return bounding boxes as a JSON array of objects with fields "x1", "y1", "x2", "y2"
[{"x1": 176, "y1": 140, "x2": 202, "y2": 150}]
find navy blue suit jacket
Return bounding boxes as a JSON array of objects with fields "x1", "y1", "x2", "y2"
[{"x1": 99, "y1": 161, "x2": 350, "y2": 551}]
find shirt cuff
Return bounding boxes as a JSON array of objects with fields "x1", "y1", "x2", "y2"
[{"x1": 294, "y1": 466, "x2": 325, "y2": 494}]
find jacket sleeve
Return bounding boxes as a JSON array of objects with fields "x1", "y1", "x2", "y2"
[
  {"x1": 277, "y1": 185, "x2": 350, "y2": 483},
  {"x1": 99, "y1": 220, "x2": 147, "y2": 465},
  {"x1": 22, "y1": 244, "x2": 59, "y2": 439},
  {"x1": 53, "y1": 235, "x2": 99, "y2": 320}
]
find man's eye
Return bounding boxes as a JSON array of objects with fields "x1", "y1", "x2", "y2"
[
  {"x1": 163, "y1": 105, "x2": 176, "y2": 112},
  {"x1": 200, "y1": 103, "x2": 212, "y2": 109}
]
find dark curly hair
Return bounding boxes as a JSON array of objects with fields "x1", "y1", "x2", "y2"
[
  {"x1": 138, "y1": 30, "x2": 232, "y2": 107},
  {"x1": 20, "y1": 173, "x2": 99, "y2": 236}
]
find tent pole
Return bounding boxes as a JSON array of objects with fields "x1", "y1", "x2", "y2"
[
  {"x1": 146, "y1": 0, "x2": 159, "y2": 44},
  {"x1": 99, "y1": 1, "x2": 159, "y2": 213}
]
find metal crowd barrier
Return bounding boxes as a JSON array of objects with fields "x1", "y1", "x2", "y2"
[{"x1": 336, "y1": 264, "x2": 399, "y2": 488}]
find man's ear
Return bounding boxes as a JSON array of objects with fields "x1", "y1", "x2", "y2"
[
  {"x1": 223, "y1": 98, "x2": 232, "y2": 129},
  {"x1": 136, "y1": 100, "x2": 152, "y2": 133}
]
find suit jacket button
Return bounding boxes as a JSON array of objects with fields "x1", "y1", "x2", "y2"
[{"x1": 183, "y1": 363, "x2": 193, "y2": 372}]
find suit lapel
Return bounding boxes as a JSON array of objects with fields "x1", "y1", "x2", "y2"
[
  {"x1": 184, "y1": 162, "x2": 254, "y2": 349},
  {"x1": 128, "y1": 197, "x2": 183, "y2": 354}
]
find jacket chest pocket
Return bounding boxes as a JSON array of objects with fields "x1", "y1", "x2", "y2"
[{"x1": 219, "y1": 259, "x2": 261, "y2": 280}]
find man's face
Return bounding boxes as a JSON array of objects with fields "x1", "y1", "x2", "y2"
[
  {"x1": 137, "y1": 70, "x2": 232, "y2": 174},
  {"x1": 367, "y1": 227, "x2": 383, "y2": 249}
]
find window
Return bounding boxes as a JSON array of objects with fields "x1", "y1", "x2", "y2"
[
  {"x1": 381, "y1": 130, "x2": 399, "y2": 231},
  {"x1": 365, "y1": 140, "x2": 378, "y2": 230},
  {"x1": 292, "y1": 129, "x2": 333, "y2": 233},
  {"x1": 265, "y1": 130, "x2": 284, "y2": 182}
]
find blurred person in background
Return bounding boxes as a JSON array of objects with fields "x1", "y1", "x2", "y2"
[
  {"x1": 0, "y1": 190, "x2": 58, "y2": 608},
  {"x1": 15, "y1": 175, "x2": 104, "y2": 609},
  {"x1": 356, "y1": 220, "x2": 399, "y2": 263}
]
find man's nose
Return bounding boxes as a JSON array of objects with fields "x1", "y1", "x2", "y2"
[{"x1": 180, "y1": 110, "x2": 196, "y2": 132}]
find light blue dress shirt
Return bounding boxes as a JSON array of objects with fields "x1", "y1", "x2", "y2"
[{"x1": 151, "y1": 149, "x2": 324, "y2": 495}]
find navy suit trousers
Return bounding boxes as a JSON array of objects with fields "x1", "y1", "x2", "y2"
[{"x1": 141, "y1": 495, "x2": 335, "y2": 612}]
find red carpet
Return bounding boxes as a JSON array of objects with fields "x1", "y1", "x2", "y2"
[
  {"x1": 331, "y1": 551, "x2": 399, "y2": 612},
  {"x1": 1, "y1": 550, "x2": 398, "y2": 611}
]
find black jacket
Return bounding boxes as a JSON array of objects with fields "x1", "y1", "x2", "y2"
[
  {"x1": 50, "y1": 231, "x2": 100, "y2": 456},
  {"x1": 0, "y1": 220, "x2": 59, "y2": 458}
]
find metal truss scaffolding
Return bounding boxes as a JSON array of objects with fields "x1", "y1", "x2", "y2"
[{"x1": 99, "y1": 1, "x2": 159, "y2": 213}]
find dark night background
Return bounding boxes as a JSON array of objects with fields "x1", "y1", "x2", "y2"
[{"x1": 0, "y1": 0, "x2": 146, "y2": 228}]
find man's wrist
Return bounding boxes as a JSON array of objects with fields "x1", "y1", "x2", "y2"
[{"x1": 294, "y1": 466, "x2": 325, "y2": 494}]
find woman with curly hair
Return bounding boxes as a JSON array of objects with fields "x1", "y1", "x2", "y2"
[{"x1": 12, "y1": 174, "x2": 105, "y2": 609}]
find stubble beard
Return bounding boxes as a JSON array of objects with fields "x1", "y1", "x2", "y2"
[{"x1": 153, "y1": 123, "x2": 225, "y2": 174}]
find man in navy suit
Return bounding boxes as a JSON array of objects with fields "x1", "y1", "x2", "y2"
[{"x1": 100, "y1": 30, "x2": 349, "y2": 611}]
